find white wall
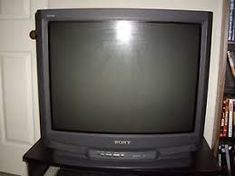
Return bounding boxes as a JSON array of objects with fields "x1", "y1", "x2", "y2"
[{"x1": 41, "y1": 0, "x2": 228, "y2": 148}]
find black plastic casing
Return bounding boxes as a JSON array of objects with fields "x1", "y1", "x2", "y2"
[{"x1": 35, "y1": 9, "x2": 212, "y2": 169}]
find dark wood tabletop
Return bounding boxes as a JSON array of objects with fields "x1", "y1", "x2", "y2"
[{"x1": 23, "y1": 138, "x2": 221, "y2": 176}]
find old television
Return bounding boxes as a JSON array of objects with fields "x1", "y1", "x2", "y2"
[{"x1": 35, "y1": 9, "x2": 212, "y2": 169}]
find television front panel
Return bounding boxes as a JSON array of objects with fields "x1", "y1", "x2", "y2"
[{"x1": 36, "y1": 9, "x2": 212, "y2": 169}]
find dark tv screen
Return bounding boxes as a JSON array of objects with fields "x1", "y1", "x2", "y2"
[{"x1": 48, "y1": 21, "x2": 201, "y2": 134}]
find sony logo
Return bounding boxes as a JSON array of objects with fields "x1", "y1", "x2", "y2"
[{"x1": 114, "y1": 140, "x2": 131, "y2": 145}]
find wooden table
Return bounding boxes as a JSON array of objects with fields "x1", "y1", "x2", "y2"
[{"x1": 23, "y1": 138, "x2": 221, "y2": 176}]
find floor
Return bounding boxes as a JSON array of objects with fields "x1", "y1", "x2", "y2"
[
  {"x1": 0, "y1": 167, "x2": 59, "y2": 176},
  {"x1": 0, "y1": 172, "x2": 17, "y2": 176}
]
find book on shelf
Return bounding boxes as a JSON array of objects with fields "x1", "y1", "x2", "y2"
[
  {"x1": 225, "y1": 144, "x2": 232, "y2": 176},
  {"x1": 233, "y1": 100, "x2": 235, "y2": 136},
  {"x1": 227, "y1": 51, "x2": 235, "y2": 78},
  {"x1": 229, "y1": 0, "x2": 235, "y2": 41},
  {"x1": 218, "y1": 143, "x2": 234, "y2": 175},
  {"x1": 220, "y1": 98, "x2": 235, "y2": 138},
  {"x1": 220, "y1": 101, "x2": 225, "y2": 138},
  {"x1": 224, "y1": 99, "x2": 229, "y2": 137},
  {"x1": 229, "y1": 99, "x2": 234, "y2": 137}
]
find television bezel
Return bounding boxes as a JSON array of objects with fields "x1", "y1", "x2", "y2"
[{"x1": 36, "y1": 9, "x2": 212, "y2": 152}]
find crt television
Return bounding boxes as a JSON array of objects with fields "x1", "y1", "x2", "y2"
[{"x1": 35, "y1": 9, "x2": 212, "y2": 169}]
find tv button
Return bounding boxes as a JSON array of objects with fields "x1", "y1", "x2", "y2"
[
  {"x1": 99, "y1": 152, "x2": 105, "y2": 156},
  {"x1": 120, "y1": 153, "x2": 125, "y2": 157},
  {"x1": 105, "y1": 153, "x2": 112, "y2": 157},
  {"x1": 113, "y1": 153, "x2": 120, "y2": 157}
]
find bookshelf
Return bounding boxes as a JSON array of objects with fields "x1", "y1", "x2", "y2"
[
  {"x1": 228, "y1": 42, "x2": 235, "y2": 52},
  {"x1": 225, "y1": 43, "x2": 235, "y2": 95},
  {"x1": 217, "y1": 1, "x2": 235, "y2": 175},
  {"x1": 218, "y1": 52, "x2": 235, "y2": 176}
]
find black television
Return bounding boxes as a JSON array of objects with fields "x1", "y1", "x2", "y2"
[{"x1": 35, "y1": 8, "x2": 212, "y2": 169}]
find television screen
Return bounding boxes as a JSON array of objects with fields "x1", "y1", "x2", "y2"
[{"x1": 48, "y1": 21, "x2": 201, "y2": 134}]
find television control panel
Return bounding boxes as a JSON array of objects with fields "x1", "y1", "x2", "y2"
[{"x1": 88, "y1": 149, "x2": 157, "y2": 161}]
